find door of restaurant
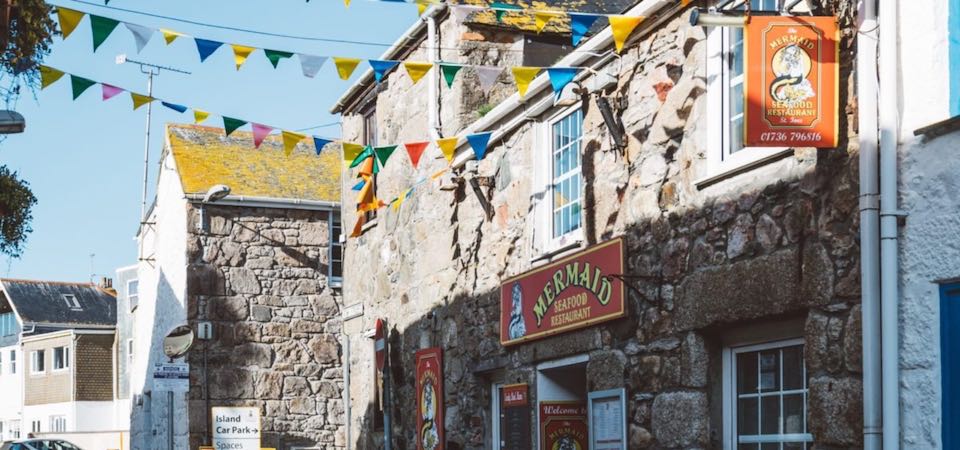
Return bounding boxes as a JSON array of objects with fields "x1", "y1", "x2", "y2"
[{"x1": 536, "y1": 356, "x2": 588, "y2": 450}]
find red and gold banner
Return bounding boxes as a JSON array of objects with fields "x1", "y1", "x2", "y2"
[
  {"x1": 539, "y1": 402, "x2": 588, "y2": 450},
  {"x1": 502, "y1": 384, "x2": 530, "y2": 408},
  {"x1": 500, "y1": 238, "x2": 626, "y2": 346},
  {"x1": 416, "y1": 348, "x2": 444, "y2": 450},
  {"x1": 745, "y1": 16, "x2": 839, "y2": 148}
]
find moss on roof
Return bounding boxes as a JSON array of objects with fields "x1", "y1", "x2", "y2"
[
  {"x1": 460, "y1": 0, "x2": 634, "y2": 34},
  {"x1": 167, "y1": 123, "x2": 341, "y2": 203}
]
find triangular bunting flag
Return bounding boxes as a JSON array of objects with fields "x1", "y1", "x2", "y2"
[
  {"x1": 534, "y1": 11, "x2": 563, "y2": 33},
  {"x1": 431, "y1": 168, "x2": 448, "y2": 180},
  {"x1": 404, "y1": 62, "x2": 434, "y2": 85},
  {"x1": 475, "y1": 66, "x2": 505, "y2": 94},
  {"x1": 195, "y1": 38, "x2": 224, "y2": 62},
  {"x1": 223, "y1": 117, "x2": 247, "y2": 137},
  {"x1": 547, "y1": 68, "x2": 580, "y2": 98},
  {"x1": 440, "y1": 63, "x2": 464, "y2": 88},
  {"x1": 511, "y1": 67, "x2": 541, "y2": 97},
  {"x1": 264, "y1": 50, "x2": 294, "y2": 69},
  {"x1": 610, "y1": 15, "x2": 645, "y2": 53},
  {"x1": 39, "y1": 66, "x2": 65, "y2": 89},
  {"x1": 298, "y1": 54, "x2": 328, "y2": 78},
  {"x1": 466, "y1": 132, "x2": 493, "y2": 160},
  {"x1": 160, "y1": 28, "x2": 182, "y2": 45},
  {"x1": 251, "y1": 123, "x2": 273, "y2": 149},
  {"x1": 90, "y1": 15, "x2": 120, "y2": 52},
  {"x1": 313, "y1": 137, "x2": 333, "y2": 155},
  {"x1": 490, "y1": 3, "x2": 521, "y2": 22},
  {"x1": 405, "y1": 142, "x2": 429, "y2": 168},
  {"x1": 70, "y1": 75, "x2": 96, "y2": 100},
  {"x1": 350, "y1": 146, "x2": 376, "y2": 168},
  {"x1": 350, "y1": 216, "x2": 366, "y2": 238},
  {"x1": 436, "y1": 137, "x2": 459, "y2": 162},
  {"x1": 351, "y1": 180, "x2": 366, "y2": 191},
  {"x1": 125, "y1": 23, "x2": 154, "y2": 53},
  {"x1": 161, "y1": 102, "x2": 187, "y2": 113},
  {"x1": 342, "y1": 142, "x2": 365, "y2": 163},
  {"x1": 282, "y1": 131, "x2": 307, "y2": 156},
  {"x1": 344, "y1": 0, "x2": 352, "y2": 7},
  {"x1": 232, "y1": 45, "x2": 256, "y2": 70},
  {"x1": 334, "y1": 57, "x2": 362, "y2": 81},
  {"x1": 56, "y1": 8, "x2": 85, "y2": 40},
  {"x1": 369, "y1": 60, "x2": 400, "y2": 83},
  {"x1": 681, "y1": 0, "x2": 694, "y2": 6},
  {"x1": 194, "y1": 109, "x2": 210, "y2": 124},
  {"x1": 357, "y1": 155, "x2": 376, "y2": 177},
  {"x1": 101, "y1": 84, "x2": 123, "y2": 101},
  {"x1": 569, "y1": 13, "x2": 600, "y2": 46},
  {"x1": 130, "y1": 93, "x2": 154, "y2": 110},
  {"x1": 374, "y1": 145, "x2": 398, "y2": 167},
  {"x1": 417, "y1": 2, "x2": 429, "y2": 16}
]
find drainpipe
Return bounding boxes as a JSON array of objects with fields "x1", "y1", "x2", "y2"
[
  {"x1": 878, "y1": 0, "x2": 902, "y2": 447},
  {"x1": 857, "y1": 0, "x2": 881, "y2": 448},
  {"x1": 426, "y1": 12, "x2": 442, "y2": 140}
]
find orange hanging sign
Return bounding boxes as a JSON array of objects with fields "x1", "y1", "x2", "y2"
[{"x1": 745, "y1": 16, "x2": 839, "y2": 148}]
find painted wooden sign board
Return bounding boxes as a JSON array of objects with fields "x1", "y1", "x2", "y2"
[
  {"x1": 500, "y1": 384, "x2": 531, "y2": 450},
  {"x1": 745, "y1": 16, "x2": 840, "y2": 148},
  {"x1": 539, "y1": 402, "x2": 588, "y2": 450},
  {"x1": 416, "y1": 348, "x2": 445, "y2": 450},
  {"x1": 500, "y1": 238, "x2": 626, "y2": 346}
]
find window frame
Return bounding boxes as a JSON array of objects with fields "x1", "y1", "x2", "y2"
[
  {"x1": 490, "y1": 382, "x2": 504, "y2": 450},
  {"x1": 535, "y1": 103, "x2": 586, "y2": 257},
  {"x1": 721, "y1": 337, "x2": 811, "y2": 450},
  {"x1": 361, "y1": 102, "x2": 379, "y2": 223},
  {"x1": 61, "y1": 294, "x2": 81, "y2": 311},
  {"x1": 127, "y1": 338, "x2": 134, "y2": 367},
  {"x1": 30, "y1": 350, "x2": 45, "y2": 375},
  {"x1": 52, "y1": 346, "x2": 70, "y2": 372},
  {"x1": 30, "y1": 420, "x2": 40, "y2": 433},
  {"x1": 49, "y1": 416, "x2": 66, "y2": 433},
  {"x1": 329, "y1": 211, "x2": 344, "y2": 286},
  {"x1": 705, "y1": 0, "x2": 791, "y2": 179},
  {"x1": 10, "y1": 349, "x2": 16, "y2": 374},
  {"x1": 127, "y1": 279, "x2": 139, "y2": 312}
]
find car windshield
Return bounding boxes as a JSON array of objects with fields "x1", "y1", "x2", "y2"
[{"x1": 17, "y1": 441, "x2": 80, "y2": 450}]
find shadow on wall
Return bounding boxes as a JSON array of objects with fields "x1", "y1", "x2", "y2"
[{"x1": 350, "y1": 145, "x2": 864, "y2": 450}]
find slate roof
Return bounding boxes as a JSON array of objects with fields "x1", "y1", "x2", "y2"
[
  {"x1": 167, "y1": 124, "x2": 342, "y2": 203},
  {"x1": 0, "y1": 279, "x2": 117, "y2": 328},
  {"x1": 459, "y1": 0, "x2": 636, "y2": 33}
]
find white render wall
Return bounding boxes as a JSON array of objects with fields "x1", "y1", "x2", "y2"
[
  {"x1": 129, "y1": 148, "x2": 190, "y2": 450},
  {"x1": 0, "y1": 344, "x2": 22, "y2": 440},
  {"x1": 22, "y1": 401, "x2": 118, "y2": 434},
  {"x1": 897, "y1": 1, "x2": 954, "y2": 448}
]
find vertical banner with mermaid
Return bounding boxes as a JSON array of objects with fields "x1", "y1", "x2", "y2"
[
  {"x1": 745, "y1": 16, "x2": 839, "y2": 148},
  {"x1": 416, "y1": 348, "x2": 444, "y2": 450}
]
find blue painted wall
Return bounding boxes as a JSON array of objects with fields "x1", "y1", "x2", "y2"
[
  {"x1": 951, "y1": 0, "x2": 960, "y2": 116},
  {"x1": 941, "y1": 283, "x2": 960, "y2": 449}
]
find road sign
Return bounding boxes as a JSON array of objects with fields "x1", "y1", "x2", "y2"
[
  {"x1": 342, "y1": 302, "x2": 364, "y2": 321},
  {"x1": 212, "y1": 407, "x2": 261, "y2": 450},
  {"x1": 153, "y1": 362, "x2": 189, "y2": 392},
  {"x1": 375, "y1": 319, "x2": 386, "y2": 370}
]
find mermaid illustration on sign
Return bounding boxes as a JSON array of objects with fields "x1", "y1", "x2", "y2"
[
  {"x1": 553, "y1": 436, "x2": 581, "y2": 450},
  {"x1": 420, "y1": 378, "x2": 440, "y2": 450},
  {"x1": 507, "y1": 282, "x2": 526, "y2": 340},
  {"x1": 769, "y1": 42, "x2": 816, "y2": 106}
]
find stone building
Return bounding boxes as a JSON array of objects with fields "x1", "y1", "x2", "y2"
[
  {"x1": 332, "y1": 0, "x2": 868, "y2": 449},
  {"x1": 129, "y1": 124, "x2": 346, "y2": 450}
]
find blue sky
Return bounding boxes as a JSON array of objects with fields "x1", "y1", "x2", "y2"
[{"x1": 0, "y1": 0, "x2": 412, "y2": 282}]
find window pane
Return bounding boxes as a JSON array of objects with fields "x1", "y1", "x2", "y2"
[
  {"x1": 760, "y1": 395, "x2": 779, "y2": 434},
  {"x1": 783, "y1": 394, "x2": 804, "y2": 434},
  {"x1": 738, "y1": 397, "x2": 758, "y2": 435},
  {"x1": 783, "y1": 443, "x2": 805, "y2": 450},
  {"x1": 760, "y1": 444, "x2": 780, "y2": 450},
  {"x1": 739, "y1": 445, "x2": 759, "y2": 450},
  {"x1": 759, "y1": 350, "x2": 779, "y2": 392},
  {"x1": 738, "y1": 352, "x2": 759, "y2": 394},
  {"x1": 782, "y1": 346, "x2": 804, "y2": 390}
]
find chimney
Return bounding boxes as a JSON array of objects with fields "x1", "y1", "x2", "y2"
[{"x1": 99, "y1": 277, "x2": 112, "y2": 289}]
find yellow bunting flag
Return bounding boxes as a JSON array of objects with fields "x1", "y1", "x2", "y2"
[
  {"x1": 282, "y1": 131, "x2": 307, "y2": 157},
  {"x1": 333, "y1": 57, "x2": 362, "y2": 81},
  {"x1": 342, "y1": 142, "x2": 365, "y2": 163},
  {"x1": 431, "y1": 168, "x2": 448, "y2": 180},
  {"x1": 131, "y1": 93, "x2": 154, "y2": 110},
  {"x1": 403, "y1": 62, "x2": 434, "y2": 85},
  {"x1": 57, "y1": 8, "x2": 85, "y2": 39},
  {"x1": 417, "y1": 2, "x2": 429, "y2": 16},
  {"x1": 534, "y1": 11, "x2": 563, "y2": 33},
  {"x1": 194, "y1": 109, "x2": 210, "y2": 124},
  {"x1": 436, "y1": 138, "x2": 459, "y2": 162},
  {"x1": 610, "y1": 15, "x2": 645, "y2": 53},
  {"x1": 231, "y1": 45, "x2": 256, "y2": 70},
  {"x1": 159, "y1": 28, "x2": 183, "y2": 45},
  {"x1": 393, "y1": 189, "x2": 411, "y2": 211},
  {"x1": 511, "y1": 67, "x2": 542, "y2": 97},
  {"x1": 344, "y1": 0, "x2": 352, "y2": 7},
  {"x1": 40, "y1": 66, "x2": 65, "y2": 89}
]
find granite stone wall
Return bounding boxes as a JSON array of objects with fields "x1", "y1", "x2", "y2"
[
  {"x1": 184, "y1": 205, "x2": 345, "y2": 450},
  {"x1": 340, "y1": 2, "x2": 863, "y2": 449}
]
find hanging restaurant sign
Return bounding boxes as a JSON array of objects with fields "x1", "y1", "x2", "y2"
[
  {"x1": 500, "y1": 237, "x2": 626, "y2": 346},
  {"x1": 745, "y1": 16, "x2": 839, "y2": 148},
  {"x1": 416, "y1": 348, "x2": 445, "y2": 450}
]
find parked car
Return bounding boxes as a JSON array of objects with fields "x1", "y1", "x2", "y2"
[{"x1": 0, "y1": 440, "x2": 82, "y2": 450}]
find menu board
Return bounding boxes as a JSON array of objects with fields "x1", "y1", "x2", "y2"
[
  {"x1": 588, "y1": 389, "x2": 627, "y2": 450},
  {"x1": 500, "y1": 384, "x2": 531, "y2": 450}
]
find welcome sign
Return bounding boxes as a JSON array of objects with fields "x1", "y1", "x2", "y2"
[
  {"x1": 500, "y1": 238, "x2": 626, "y2": 346},
  {"x1": 745, "y1": 16, "x2": 839, "y2": 148}
]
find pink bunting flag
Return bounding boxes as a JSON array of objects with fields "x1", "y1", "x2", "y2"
[
  {"x1": 101, "y1": 84, "x2": 124, "y2": 101},
  {"x1": 251, "y1": 123, "x2": 273, "y2": 149}
]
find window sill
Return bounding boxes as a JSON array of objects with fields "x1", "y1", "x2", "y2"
[
  {"x1": 531, "y1": 239, "x2": 584, "y2": 264},
  {"x1": 695, "y1": 148, "x2": 794, "y2": 190}
]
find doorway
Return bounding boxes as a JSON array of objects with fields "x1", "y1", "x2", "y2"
[{"x1": 536, "y1": 355, "x2": 588, "y2": 450}]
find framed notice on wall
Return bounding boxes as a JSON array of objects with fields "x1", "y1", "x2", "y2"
[
  {"x1": 416, "y1": 348, "x2": 444, "y2": 450},
  {"x1": 588, "y1": 389, "x2": 627, "y2": 450},
  {"x1": 745, "y1": 16, "x2": 839, "y2": 148},
  {"x1": 499, "y1": 384, "x2": 531, "y2": 450}
]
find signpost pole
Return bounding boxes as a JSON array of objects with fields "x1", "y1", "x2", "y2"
[
  {"x1": 168, "y1": 390, "x2": 174, "y2": 450},
  {"x1": 382, "y1": 329, "x2": 392, "y2": 450}
]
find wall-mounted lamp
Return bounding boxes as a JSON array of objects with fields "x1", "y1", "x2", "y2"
[{"x1": 197, "y1": 184, "x2": 231, "y2": 233}]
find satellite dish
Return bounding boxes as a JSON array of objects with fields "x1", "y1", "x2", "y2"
[{"x1": 163, "y1": 325, "x2": 195, "y2": 359}]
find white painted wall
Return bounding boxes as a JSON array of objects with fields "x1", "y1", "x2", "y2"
[
  {"x1": 129, "y1": 147, "x2": 190, "y2": 450},
  {"x1": 897, "y1": 1, "x2": 955, "y2": 448},
  {"x1": 0, "y1": 344, "x2": 22, "y2": 441}
]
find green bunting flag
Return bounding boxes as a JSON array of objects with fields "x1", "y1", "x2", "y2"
[
  {"x1": 374, "y1": 145, "x2": 398, "y2": 167},
  {"x1": 440, "y1": 63, "x2": 464, "y2": 88},
  {"x1": 90, "y1": 15, "x2": 120, "y2": 52},
  {"x1": 70, "y1": 75, "x2": 96, "y2": 100},
  {"x1": 350, "y1": 145, "x2": 376, "y2": 168},
  {"x1": 223, "y1": 117, "x2": 247, "y2": 137},
  {"x1": 264, "y1": 50, "x2": 294, "y2": 69}
]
